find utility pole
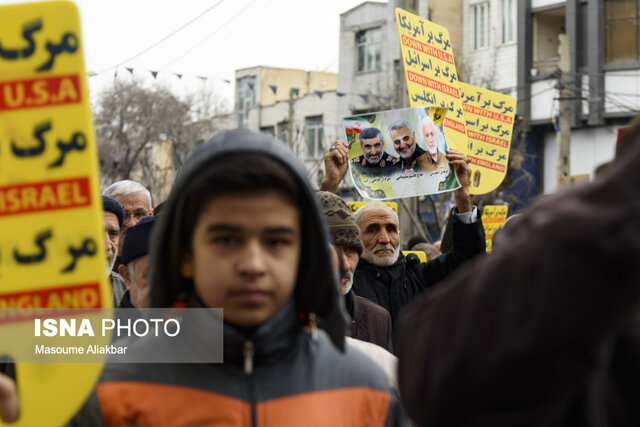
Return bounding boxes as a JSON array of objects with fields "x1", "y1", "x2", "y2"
[
  {"x1": 288, "y1": 89, "x2": 295, "y2": 149},
  {"x1": 556, "y1": 33, "x2": 571, "y2": 179}
]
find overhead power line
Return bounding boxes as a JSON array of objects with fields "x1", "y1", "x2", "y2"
[
  {"x1": 159, "y1": 0, "x2": 261, "y2": 71},
  {"x1": 97, "y1": 0, "x2": 227, "y2": 74}
]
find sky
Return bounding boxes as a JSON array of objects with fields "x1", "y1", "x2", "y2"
[{"x1": 3, "y1": 0, "x2": 373, "y2": 108}]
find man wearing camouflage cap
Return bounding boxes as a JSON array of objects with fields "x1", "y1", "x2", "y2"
[{"x1": 317, "y1": 191, "x2": 393, "y2": 352}]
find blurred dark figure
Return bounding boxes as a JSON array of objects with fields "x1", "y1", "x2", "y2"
[
  {"x1": 406, "y1": 235, "x2": 427, "y2": 251},
  {"x1": 397, "y1": 117, "x2": 640, "y2": 426}
]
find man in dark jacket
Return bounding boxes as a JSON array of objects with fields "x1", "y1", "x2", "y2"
[
  {"x1": 351, "y1": 200, "x2": 485, "y2": 326},
  {"x1": 318, "y1": 191, "x2": 393, "y2": 352},
  {"x1": 396, "y1": 122, "x2": 640, "y2": 426}
]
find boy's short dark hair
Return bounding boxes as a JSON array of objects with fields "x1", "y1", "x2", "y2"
[{"x1": 180, "y1": 153, "x2": 300, "y2": 256}]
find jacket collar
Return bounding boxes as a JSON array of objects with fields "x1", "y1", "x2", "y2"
[{"x1": 222, "y1": 300, "x2": 300, "y2": 365}]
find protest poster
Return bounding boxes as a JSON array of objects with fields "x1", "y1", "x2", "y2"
[
  {"x1": 348, "y1": 201, "x2": 398, "y2": 215},
  {"x1": 402, "y1": 250, "x2": 427, "y2": 263},
  {"x1": 395, "y1": 9, "x2": 468, "y2": 156},
  {"x1": 482, "y1": 205, "x2": 509, "y2": 253},
  {"x1": 0, "y1": 2, "x2": 112, "y2": 425},
  {"x1": 344, "y1": 106, "x2": 459, "y2": 200},
  {"x1": 459, "y1": 82, "x2": 516, "y2": 194}
]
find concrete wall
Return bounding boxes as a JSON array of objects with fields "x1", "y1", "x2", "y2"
[
  {"x1": 542, "y1": 125, "x2": 619, "y2": 193},
  {"x1": 603, "y1": 70, "x2": 640, "y2": 114}
]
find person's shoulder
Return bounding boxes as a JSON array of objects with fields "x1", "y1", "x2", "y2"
[
  {"x1": 312, "y1": 331, "x2": 391, "y2": 391},
  {"x1": 351, "y1": 154, "x2": 365, "y2": 164},
  {"x1": 387, "y1": 154, "x2": 402, "y2": 167},
  {"x1": 382, "y1": 152, "x2": 398, "y2": 163},
  {"x1": 355, "y1": 295, "x2": 391, "y2": 319},
  {"x1": 345, "y1": 337, "x2": 397, "y2": 388}
]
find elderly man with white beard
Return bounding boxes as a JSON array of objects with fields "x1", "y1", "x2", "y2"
[
  {"x1": 102, "y1": 195, "x2": 127, "y2": 306},
  {"x1": 351, "y1": 198, "x2": 485, "y2": 329},
  {"x1": 321, "y1": 137, "x2": 486, "y2": 329},
  {"x1": 420, "y1": 115, "x2": 449, "y2": 173}
]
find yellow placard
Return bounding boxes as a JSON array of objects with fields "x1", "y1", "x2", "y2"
[
  {"x1": 459, "y1": 82, "x2": 516, "y2": 194},
  {"x1": 395, "y1": 9, "x2": 468, "y2": 155},
  {"x1": 348, "y1": 201, "x2": 398, "y2": 215},
  {"x1": 482, "y1": 205, "x2": 509, "y2": 253},
  {"x1": 402, "y1": 250, "x2": 427, "y2": 263},
  {"x1": 0, "y1": 1, "x2": 111, "y2": 426}
]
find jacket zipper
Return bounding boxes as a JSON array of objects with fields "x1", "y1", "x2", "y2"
[{"x1": 244, "y1": 340, "x2": 257, "y2": 427}]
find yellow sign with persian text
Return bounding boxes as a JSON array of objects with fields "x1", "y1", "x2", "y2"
[
  {"x1": 0, "y1": 1, "x2": 112, "y2": 426},
  {"x1": 348, "y1": 201, "x2": 398, "y2": 215},
  {"x1": 482, "y1": 205, "x2": 509, "y2": 253},
  {"x1": 402, "y1": 250, "x2": 427, "y2": 263},
  {"x1": 395, "y1": 9, "x2": 468, "y2": 155},
  {"x1": 459, "y1": 82, "x2": 516, "y2": 194}
]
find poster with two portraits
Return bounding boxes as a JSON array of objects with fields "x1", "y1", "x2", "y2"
[{"x1": 344, "y1": 106, "x2": 459, "y2": 200}]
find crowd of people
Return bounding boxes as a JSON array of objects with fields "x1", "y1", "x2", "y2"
[{"x1": 0, "y1": 112, "x2": 638, "y2": 425}]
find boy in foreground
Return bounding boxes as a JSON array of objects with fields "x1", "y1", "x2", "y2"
[{"x1": 74, "y1": 131, "x2": 404, "y2": 426}]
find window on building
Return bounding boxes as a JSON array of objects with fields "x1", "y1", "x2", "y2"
[
  {"x1": 472, "y1": 2, "x2": 490, "y2": 49},
  {"x1": 305, "y1": 116, "x2": 324, "y2": 159},
  {"x1": 277, "y1": 121, "x2": 289, "y2": 145},
  {"x1": 532, "y1": 7, "x2": 565, "y2": 75},
  {"x1": 236, "y1": 77, "x2": 256, "y2": 129},
  {"x1": 356, "y1": 28, "x2": 382, "y2": 72},
  {"x1": 606, "y1": 0, "x2": 640, "y2": 65},
  {"x1": 502, "y1": 0, "x2": 516, "y2": 43}
]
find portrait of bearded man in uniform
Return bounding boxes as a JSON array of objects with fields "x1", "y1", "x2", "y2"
[
  {"x1": 351, "y1": 127, "x2": 400, "y2": 176},
  {"x1": 388, "y1": 120, "x2": 429, "y2": 172}
]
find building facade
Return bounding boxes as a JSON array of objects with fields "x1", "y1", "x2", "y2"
[
  {"x1": 234, "y1": 66, "x2": 341, "y2": 187},
  {"x1": 463, "y1": 0, "x2": 640, "y2": 193}
]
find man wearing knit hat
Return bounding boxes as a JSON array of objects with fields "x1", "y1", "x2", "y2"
[
  {"x1": 102, "y1": 195, "x2": 127, "y2": 306},
  {"x1": 117, "y1": 216, "x2": 155, "y2": 308},
  {"x1": 317, "y1": 191, "x2": 393, "y2": 352}
]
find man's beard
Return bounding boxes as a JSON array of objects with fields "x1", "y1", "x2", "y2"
[
  {"x1": 106, "y1": 249, "x2": 117, "y2": 275},
  {"x1": 362, "y1": 243, "x2": 400, "y2": 266},
  {"x1": 365, "y1": 154, "x2": 382, "y2": 165},
  {"x1": 341, "y1": 270, "x2": 354, "y2": 295},
  {"x1": 428, "y1": 144, "x2": 438, "y2": 156},
  {"x1": 399, "y1": 143, "x2": 416, "y2": 160}
]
